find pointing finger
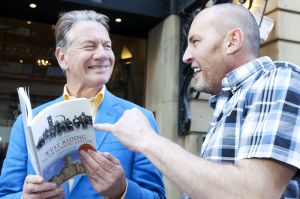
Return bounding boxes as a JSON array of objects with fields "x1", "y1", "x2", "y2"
[{"x1": 94, "y1": 123, "x2": 115, "y2": 133}]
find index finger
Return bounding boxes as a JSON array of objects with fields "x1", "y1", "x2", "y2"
[
  {"x1": 80, "y1": 150, "x2": 114, "y2": 174},
  {"x1": 94, "y1": 123, "x2": 115, "y2": 132},
  {"x1": 24, "y1": 175, "x2": 58, "y2": 193},
  {"x1": 102, "y1": 152, "x2": 120, "y2": 165}
]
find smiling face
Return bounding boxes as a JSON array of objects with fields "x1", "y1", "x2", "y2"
[
  {"x1": 56, "y1": 20, "x2": 115, "y2": 96},
  {"x1": 182, "y1": 11, "x2": 230, "y2": 95}
]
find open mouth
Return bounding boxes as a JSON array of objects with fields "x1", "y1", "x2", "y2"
[
  {"x1": 88, "y1": 65, "x2": 108, "y2": 70},
  {"x1": 193, "y1": 68, "x2": 201, "y2": 76}
]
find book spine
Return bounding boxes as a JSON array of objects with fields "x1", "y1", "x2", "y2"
[{"x1": 28, "y1": 126, "x2": 42, "y2": 176}]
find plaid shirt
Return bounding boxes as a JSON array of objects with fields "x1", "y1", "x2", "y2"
[{"x1": 201, "y1": 56, "x2": 300, "y2": 198}]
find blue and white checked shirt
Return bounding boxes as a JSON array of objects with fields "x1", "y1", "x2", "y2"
[{"x1": 201, "y1": 56, "x2": 300, "y2": 198}]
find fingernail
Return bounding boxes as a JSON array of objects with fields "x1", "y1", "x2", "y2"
[
  {"x1": 79, "y1": 150, "x2": 86, "y2": 156},
  {"x1": 88, "y1": 149, "x2": 95, "y2": 154}
]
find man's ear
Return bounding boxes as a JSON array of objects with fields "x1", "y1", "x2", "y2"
[
  {"x1": 224, "y1": 28, "x2": 244, "y2": 55},
  {"x1": 55, "y1": 47, "x2": 68, "y2": 71}
]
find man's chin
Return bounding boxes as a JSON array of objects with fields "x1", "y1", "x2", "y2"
[
  {"x1": 192, "y1": 86, "x2": 213, "y2": 95},
  {"x1": 192, "y1": 84, "x2": 204, "y2": 93},
  {"x1": 92, "y1": 77, "x2": 109, "y2": 86}
]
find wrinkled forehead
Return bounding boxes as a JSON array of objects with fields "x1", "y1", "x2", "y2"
[
  {"x1": 67, "y1": 21, "x2": 110, "y2": 43},
  {"x1": 70, "y1": 20, "x2": 109, "y2": 35}
]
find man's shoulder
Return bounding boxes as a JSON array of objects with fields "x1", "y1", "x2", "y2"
[
  {"x1": 255, "y1": 58, "x2": 300, "y2": 79},
  {"x1": 273, "y1": 60, "x2": 300, "y2": 72},
  {"x1": 106, "y1": 91, "x2": 152, "y2": 116}
]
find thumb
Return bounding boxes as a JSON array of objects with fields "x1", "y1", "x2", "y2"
[{"x1": 93, "y1": 123, "x2": 115, "y2": 133}]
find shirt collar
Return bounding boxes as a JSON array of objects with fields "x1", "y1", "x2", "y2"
[
  {"x1": 222, "y1": 56, "x2": 273, "y2": 93},
  {"x1": 209, "y1": 56, "x2": 274, "y2": 108},
  {"x1": 63, "y1": 84, "x2": 106, "y2": 103}
]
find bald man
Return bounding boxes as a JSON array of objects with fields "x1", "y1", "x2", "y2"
[{"x1": 92, "y1": 3, "x2": 300, "y2": 198}]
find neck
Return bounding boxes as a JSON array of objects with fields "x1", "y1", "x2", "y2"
[
  {"x1": 229, "y1": 51, "x2": 257, "y2": 71},
  {"x1": 66, "y1": 85, "x2": 103, "y2": 99}
]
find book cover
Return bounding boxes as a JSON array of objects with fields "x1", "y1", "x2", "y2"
[{"x1": 17, "y1": 87, "x2": 96, "y2": 185}]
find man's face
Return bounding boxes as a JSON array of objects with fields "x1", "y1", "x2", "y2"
[
  {"x1": 182, "y1": 13, "x2": 228, "y2": 95},
  {"x1": 58, "y1": 21, "x2": 115, "y2": 91}
]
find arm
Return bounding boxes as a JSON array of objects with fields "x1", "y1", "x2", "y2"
[
  {"x1": 0, "y1": 116, "x2": 30, "y2": 198},
  {"x1": 140, "y1": 132, "x2": 296, "y2": 199},
  {"x1": 80, "y1": 149, "x2": 165, "y2": 199},
  {"x1": 125, "y1": 149, "x2": 165, "y2": 199},
  {"x1": 0, "y1": 116, "x2": 64, "y2": 199},
  {"x1": 94, "y1": 108, "x2": 297, "y2": 199},
  {"x1": 81, "y1": 109, "x2": 165, "y2": 199},
  {"x1": 123, "y1": 109, "x2": 165, "y2": 199}
]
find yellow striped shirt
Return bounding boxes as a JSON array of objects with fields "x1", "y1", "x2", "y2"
[
  {"x1": 63, "y1": 84, "x2": 104, "y2": 189},
  {"x1": 63, "y1": 85, "x2": 105, "y2": 118}
]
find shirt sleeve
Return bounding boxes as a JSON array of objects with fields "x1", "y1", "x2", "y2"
[
  {"x1": 237, "y1": 65, "x2": 300, "y2": 172},
  {"x1": 0, "y1": 116, "x2": 28, "y2": 199}
]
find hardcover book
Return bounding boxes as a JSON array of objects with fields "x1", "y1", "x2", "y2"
[{"x1": 17, "y1": 87, "x2": 96, "y2": 185}]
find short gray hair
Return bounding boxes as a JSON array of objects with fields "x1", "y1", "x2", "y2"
[{"x1": 55, "y1": 10, "x2": 109, "y2": 50}]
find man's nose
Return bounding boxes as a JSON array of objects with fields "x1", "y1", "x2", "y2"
[
  {"x1": 182, "y1": 48, "x2": 193, "y2": 64},
  {"x1": 94, "y1": 46, "x2": 109, "y2": 59}
]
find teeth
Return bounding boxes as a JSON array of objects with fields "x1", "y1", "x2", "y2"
[
  {"x1": 193, "y1": 68, "x2": 201, "y2": 73},
  {"x1": 88, "y1": 66, "x2": 107, "y2": 69}
]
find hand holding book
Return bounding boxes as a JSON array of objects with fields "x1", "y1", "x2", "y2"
[
  {"x1": 22, "y1": 175, "x2": 65, "y2": 199},
  {"x1": 17, "y1": 87, "x2": 96, "y2": 186}
]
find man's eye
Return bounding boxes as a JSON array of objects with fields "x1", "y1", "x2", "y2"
[
  {"x1": 104, "y1": 44, "x2": 111, "y2": 49},
  {"x1": 85, "y1": 45, "x2": 94, "y2": 49},
  {"x1": 192, "y1": 40, "x2": 200, "y2": 46}
]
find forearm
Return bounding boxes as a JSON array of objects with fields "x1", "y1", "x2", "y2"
[
  {"x1": 93, "y1": 108, "x2": 294, "y2": 198},
  {"x1": 140, "y1": 133, "x2": 290, "y2": 199},
  {"x1": 140, "y1": 133, "x2": 214, "y2": 197}
]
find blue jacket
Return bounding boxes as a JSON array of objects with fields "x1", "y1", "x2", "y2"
[{"x1": 0, "y1": 90, "x2": 165, "y2": 199}]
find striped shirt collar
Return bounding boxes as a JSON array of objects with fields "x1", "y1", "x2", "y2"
[
  {"x1": 210, "y1": 56, "x2": 273, "y2": 108},
  {"x1": 222, "y1": 56, "x2": 273, "y2": 93}
]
